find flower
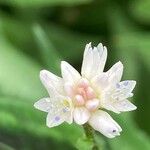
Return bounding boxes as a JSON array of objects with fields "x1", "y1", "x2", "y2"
[{"x1": 34, "y1": 43, "x2": 137, "y2": 138}]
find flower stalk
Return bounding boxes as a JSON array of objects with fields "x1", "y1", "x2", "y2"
[{"x1": 83, "y1": 124, "x2": 99, "y2": 150}]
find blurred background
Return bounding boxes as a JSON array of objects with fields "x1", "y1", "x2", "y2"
[{"x1": 0, "y1": 0, "x2": 149, "y2": 150}]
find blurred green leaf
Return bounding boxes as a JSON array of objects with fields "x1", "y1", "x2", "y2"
[
  {"x1": 76, "y1": 137, "x2": 94, "y2": 150},
  {"x1": 108, "y1": 114, "x2": 150, "y2": 150},
  {"x1": 57, "y1": 1, "x2": 108, "y2": 35},
  {"x1": 0, "y1": 33, "x2": 83, "y2": 148},
  {"x1": 45, "y1": 23, "x2": 100, "y2": 64},
  {"x1": 0, "y1": 19, "x2": 97, "y2": 149},
  {"x1": 0, "y1": 0, "x2": 92, "y2": 7},
  {"x1": 115, "y1": 33, "x2": 150, "y2": 70},
  {"x1": 99, "y1": 6, "x2": 150, "y2": 149},
  {"x1": 33, "y1": 24, "x2": 61, "y2": 73},
  {"x1": 0, "y1": 17, "x2": 100, "y2": 65},
  {"x1": 130, "y1": 0, "x2": 150, "y2": 25},
  {"x1": 0, "y1": 0, "x2": 149, "y2": 149},
  {"x1": 113, "y1": 33, "x2": 150, "y2": 135},
  {"x1": 0, "y1": 37, "x2": 45, "y2": 100},
  {"x1": 0, "y1": 17, "x2": 37, "y2": 59},
  {"x1": 0, "y1": 142, "x2": 15, "y2": 150},
  {"x1": 0, "y1": 96, "x2": 82, "y2": 149}
]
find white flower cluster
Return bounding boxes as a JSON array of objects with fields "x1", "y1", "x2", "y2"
[{"x1": 34, "y1": 43, "x2": 137, "y2": 138}]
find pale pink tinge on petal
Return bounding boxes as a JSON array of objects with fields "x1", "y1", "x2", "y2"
[{"x1": 74, "y1": 95, "x2": 85, "y2": 106}]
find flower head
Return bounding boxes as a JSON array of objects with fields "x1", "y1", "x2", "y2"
[{"x1": 34, "y1": 43, "x2": 137, "y2": 138}]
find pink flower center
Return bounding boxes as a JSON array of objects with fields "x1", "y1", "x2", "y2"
[{"x1": 65, "y1": 78, "x2": 99, "y2": 111}]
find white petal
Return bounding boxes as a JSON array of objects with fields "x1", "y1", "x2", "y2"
[
  {"x1": 107, "y1": 61, "x2": 123, "y2": 85},
  {"x1": 56, "y1": 95, "x2": 73, "y2": 124},
  {"x1": 65, "y1": 112, "x2": 73, "y2": 124},
  {"x1": 46, "y1": 111, "x2": 65, "y2": 128},
  {"x1": 101, "y1": 103, "x2": 121, "y2": 114},
  {"x1": 100, "y1": 98, "x2": 137, "y2": 114},
  {"x1": 34, "y1": 98, "x2": 51, "y2": 112},
  {"x1": 117, "y1": 80, "x2": 136, "y2": 92},
  {"x1": 81, "y1": 43, "x2": 92, "y2": 78},
  {"x1": 46, "y1": 97, "x2": 73, "y2": 127},
  {"x1": 73, "y1": 107, "x2": 90, "y2": 125},
  {"x1": 91, "y1": 61, "x2": 123, "y2": 93},
  {"x1": 97, "y1": 44, "x2": 107, "y2": 73},
  {"x1": 61, "y1": 61, "x2": 81, "y2": 84},
  {"x1": 64, "y1": 82, "x2": 74, "y2": 98},
  {"x1": 99, "y1": 80, "x2": 136, "y2": 113},
  {"x1": 40, "y1": 70, "x2": 64, "y2": 96},
  {"x1": 46, "y1": 99, "x2": 73, "y2": 128},
  {"x1": 91, "y1": 72, "x2": 110, "y2": 91},
  {"x1": 113, "y1": 80, "x2": 136, "y2": 100},
  {"x1": 89, "y1": 110, "x2": 122, "y2": 138},
  {"x1": 81, "y1": 43, "x2": 107, "y2": 79},
  {"x1": 85, "y1": 99, "x2": 99, "y2": 111},
  {"x1": 63, "y1": 98, "x2": 74, "y2": 124},
  {"x1": 35, "y1": 95, "x2": 73, "y2": 127},
  {"x1": 113, "y1": 99, "x2": 137, "y2": 112}
]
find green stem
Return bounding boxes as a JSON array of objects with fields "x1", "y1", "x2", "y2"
[{"x1": 83, "y1": 124, "x2": 99, "y2": 150}]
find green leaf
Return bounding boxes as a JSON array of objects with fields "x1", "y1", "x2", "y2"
[
  {"x1": 0, "y1": 142, "x2": 15, "y2": 150},
  {"x1": 0, "y1": 31, "x2": 82, "y2": 148},
  {"x1": 107, "y1": 7, "x2": 150, "y2": 149},
  {"x1": 130, "y1": 0, "x2": 150, "y2": 25},
  {"x1": 0, "y1": 17, "x2": 100, "y2": 65},
  {"x1": 114, "y1": 33, "x2": 150, "y2": 70},
  {"x1": 0, "y1": 0, "x2": 92, "y2": 7},
  {"x1": 108, "y1": 114, "x2": 150, "y2": 150},
  {"x1": 0, "y1": 37, "x2": 45, "y2": 100},
  {"x1": 0, "y1": 19, "x2": 99, "y2": 149},
  {"x1": 113, "y1": 32, "x2": 150, "y2": 136},
  {"x1": 45, "y1": 23, "x2": 101, "y2": 64},
  {"x1": 33, "y1": 24, "x2": 61, "y2": 73},
  {"x1": 0, "y1": 16, "x2": 38, "y2": 59},
  {"x1": 76, "y1": 137, "x2": 94, "y2": 150},
  {"x1": 0, "y1": 96, "x2": 82, "y2": 149}
]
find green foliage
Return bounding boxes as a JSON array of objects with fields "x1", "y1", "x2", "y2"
[
  {"x1": 0, "y1": 0, "x2": 149, "y2": 150},
  {"x1": 33, "y1": 24, "x2": 61, "y2": 73},
  {"x1": 109, "y1": 9, "x2": 150, "y2": 135},
  {"x1": 130, "y1": 0, "x2": 150, "y2": 25},
  {"x1": 76, "y1": 137, "x2": 94, "y2": 150},
  {"x1": 0, "y1": 0, "x2": 92, "y2": 7},
  {"x1": 108, "y1": 114, "x2": 150, "y2": 150},
  {"x1": 0, "y1": 37, "x2": 45, "y2": 100},
  {"x1": 0, "y1": 142, "x2": 15, "y2": 150}
]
